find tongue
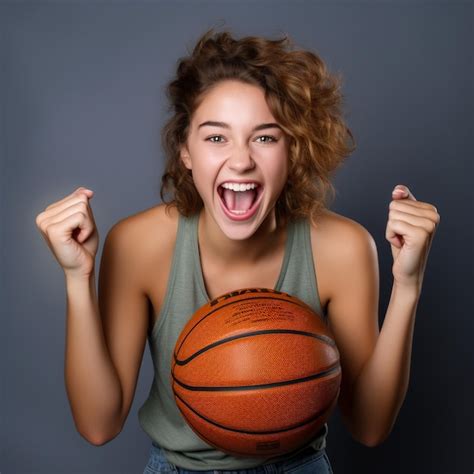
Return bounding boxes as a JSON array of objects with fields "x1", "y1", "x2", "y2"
[{"x1": 222, "y1": 189, "x2": 256, "y2": 211}]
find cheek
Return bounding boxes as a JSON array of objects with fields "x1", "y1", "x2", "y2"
[
  {"x1": 268, "y1": 153, "x2": 289, "y2": 183},
  {"x1": 189, "y1": 164, "x2": 215, "y2": 199}
]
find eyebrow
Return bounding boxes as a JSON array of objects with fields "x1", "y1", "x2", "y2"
[{"x1": 198, "y1": 121, "x2": 283, "y2": 132}]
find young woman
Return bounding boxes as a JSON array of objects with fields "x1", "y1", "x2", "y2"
[{"x1": 35, "y1": 29, "x2": 440, "y2": 473}]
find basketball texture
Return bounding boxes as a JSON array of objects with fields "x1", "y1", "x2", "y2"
[{"x1": 171, "y1": 287, "x2": 341, "y2": 458}]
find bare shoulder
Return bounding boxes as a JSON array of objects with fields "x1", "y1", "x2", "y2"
[
  {"x1": 109, "y1": 203, "x2": 180, "y2": 295},
  {"x1": 310, "y1": 209, "x2": 376, "y2": 249},
  {"x1": 308, "y1": 209, "x2": 378, "y2": 305},
  {"x1": 113, "y1": 202, "x2": 179, "y2": 245}
]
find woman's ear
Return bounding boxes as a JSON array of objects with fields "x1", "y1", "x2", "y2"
[{"x1": 180, "y1": 145, "x2": 192, "y2": 170}]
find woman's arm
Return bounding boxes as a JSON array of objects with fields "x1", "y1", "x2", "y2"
[
  {"x1": 346, "y1": 282, "x2": 420, "y2": 446},
  {"x1": 65, "y1": 218, "x2": 150, "y2": 446},
  {"x1": 65, "y1": 273, "x2": 124, "y2": 445},
  {"x1": 325, "y1": 185, "x2": 439, "y2": 446}
]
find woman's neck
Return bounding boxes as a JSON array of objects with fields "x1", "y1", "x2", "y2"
[{"x1": 197, "y1": 207, "x2": 286, "y2": 267}]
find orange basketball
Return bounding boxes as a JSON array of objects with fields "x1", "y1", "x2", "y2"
[{"x1": 171, "y1": 287, "x2": 341, "y2": 458}]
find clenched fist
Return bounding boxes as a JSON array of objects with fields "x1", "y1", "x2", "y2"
[{"x1": 35, "y1": 186, "x2": 99, "y2": 280}]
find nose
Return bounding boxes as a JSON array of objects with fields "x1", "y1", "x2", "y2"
[{"x1": 227, "y1": 146, "x2": 255, "y2": 173}]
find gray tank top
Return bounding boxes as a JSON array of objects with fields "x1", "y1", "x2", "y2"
[{"x1": 138, "y1": 211, "x2": 329, "y2": 470}]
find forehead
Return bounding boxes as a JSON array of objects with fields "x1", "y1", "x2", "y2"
[{"x1": 192, "y1": 80, "x2": 275, "y2": 124}]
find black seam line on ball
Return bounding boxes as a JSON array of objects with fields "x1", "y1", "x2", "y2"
[
  {"x1": 175, "y1": 329, "x2": 336, "y2": 366},
  {"x1": 174, "y1": 391, "x2": 333, "y2": 435},
  {"x1": 172, "y1": 362, "x2": 341, "y2": 392},
  {"x1": 175, "y1": 295, "x2": 321, "y2": 358}
]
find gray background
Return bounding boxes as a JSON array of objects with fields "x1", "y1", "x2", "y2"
[{"x1": 1, "y1": 1, "x2": 473, "y2": 473}]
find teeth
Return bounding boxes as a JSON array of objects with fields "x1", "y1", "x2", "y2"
[{"x1": 221, "y1": 182, "x2": 258, "y2": 192}]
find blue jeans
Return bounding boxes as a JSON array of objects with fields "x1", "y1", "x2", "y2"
[{"x1": 143, "y1": 442, "x2": 334, "y2": 473}]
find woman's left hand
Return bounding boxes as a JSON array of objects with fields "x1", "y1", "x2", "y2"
[{"x1": 386, "y1": 185, "x2": 440, "y2": 289}]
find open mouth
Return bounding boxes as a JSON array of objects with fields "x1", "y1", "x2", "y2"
[{"x1": 217, "y1": 184, "x2": 263, "y2": 215}]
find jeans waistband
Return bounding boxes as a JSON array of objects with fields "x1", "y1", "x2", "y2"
[{"x1": 265, "y1": 444, "x2": 323, "y2": 466}]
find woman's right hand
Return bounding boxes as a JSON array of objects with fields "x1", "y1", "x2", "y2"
[{"x1": 35, "y1": 186, "x2": 99, "y2": 280}]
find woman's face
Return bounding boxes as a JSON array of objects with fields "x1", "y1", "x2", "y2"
[{"x1": 180, "y1": 79, "x2": 289, "y2": 241}]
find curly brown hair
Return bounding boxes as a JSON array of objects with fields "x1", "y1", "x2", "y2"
[{"x1": 159, "y1": 27, "x2": 355, "y2": 227}]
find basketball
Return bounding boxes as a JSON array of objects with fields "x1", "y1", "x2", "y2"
[{"x1": 171, "y1": 287, "x2": 341, "y2": 458}]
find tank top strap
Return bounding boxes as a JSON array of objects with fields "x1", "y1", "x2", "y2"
[
  {"x1": 278, "y1": 218, "x2": 327, "y2": 320},
  {"x1": 273, "y1": 218, "x2": 295, "y2": 291},
  {"x1": 150, "y1": 211, "x2": 206, "y2": 340}
]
